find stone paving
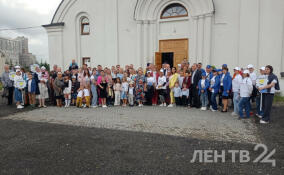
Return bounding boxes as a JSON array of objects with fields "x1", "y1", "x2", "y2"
[{"x1": 3, "y1": 106, "x2": 260, "y2": 143}]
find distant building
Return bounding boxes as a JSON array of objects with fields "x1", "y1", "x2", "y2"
[{"x1": 0, "y1": 36, "x2": 37, "y2": 67}]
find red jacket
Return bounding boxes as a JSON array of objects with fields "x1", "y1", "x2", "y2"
[{"x1": 183, "y1": 76, "x2": 192, "y2": 89}]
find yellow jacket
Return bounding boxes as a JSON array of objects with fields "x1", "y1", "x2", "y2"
[{"x1": 169, "y1": 73, "x2": 179, "y2": 89}]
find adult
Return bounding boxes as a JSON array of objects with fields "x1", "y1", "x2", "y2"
[
  {"x1": 220, "y1": 67, "x2": 232, "y2": 112},
  {"x1": 231, "y1": 67, "x2": 242, "y2": 116},
  {"x1": 1, "y1": 64, "x2": 14, "y2": 105},
  {"x1": 53, "y1": 72, "x2": 65, "y2": 107},
  {"x1": 168, "y1": 67, "x2": 179, "y2": 107},
  {"x1": 69, "y1": 59, "x2": 79, "y2": 71},
  {"x1": 38, "y1": 66, "x2": 49, "y2": 108},
  {"x1": 248, "y1": 64, "x2": 257, "y2": 103},
  {"x1": 209, "y1": 69, "x2": 220, "y2": 112},
  {"x1": 258, "y1": 65, "x2": 280, "y2": 124},
  {"x1": 189, "y1": 64, "x2": 202, "y2": 108},
  {"x1": 255, "y1": 67, "x2": 267, "y2": 117},
  {"x1": 206, "y1": 65, "x2": 213, "y2": 108}
]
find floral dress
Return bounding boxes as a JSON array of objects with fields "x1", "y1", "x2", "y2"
[{"x1": 136, "y1": 84, "x2": 144, "y2": 101}]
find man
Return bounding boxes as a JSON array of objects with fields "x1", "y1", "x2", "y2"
[
  {"x1": 69, "y1": 59, "x2": 78, "y2": 71},
  {"x1": 1, "y1": 64, "x2": 14, "y2": 105},
  {"x1": 189, "y1": 64, "x2": 202, "y2": 108}
]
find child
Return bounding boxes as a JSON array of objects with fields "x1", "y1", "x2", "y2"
[
  {"x1": 181, "y1": 83, "x2": 189, "y2": 107},
  {"x1": 198, "y1": 72, "x2": 210, "y2": 110},
  {"x1": 128, "y1": 81, "x2": 135, "y2": 107},
  {"x1": 63, "y1": 75, "x2": 72, "y2": 107},
  {"x1": 121, "y1": 77, "x2": 129, "y2": 107},
  {"x1": 76, "y1": 85, "x2": 84, "y2": 108},
  {"x1": 173, "y1": 82, "x2": 182, "y2": 106},
  {"x1": 26, "y1": 72, "x2": 36, "y2": 107},
  {"x1": 157, "y1": 69, "x2": 167, "y2": 107},
  {"x1": 38, "y1": 67, "x2": 49, "y2": 108},
  {"x1": 71, "y1": 76, "x2": 80, "y2": 106},
  {"x1": 14, "y1": 69, "x2": 25, "y2": 109},
  {"x1": 107, "y1": 82, "x2": 114, "y2": 106},
  {"x1": 136, "y1": 79, "x2": 145, "y2": 107},
  {"x1": 114, "y1": 78, "x2": 122, "y2": 106},
  {"x1": 98, "y1": 77, "x2": 108, "y2": 107},
  {"x1": 90, "y1": 74, "x2": 98, "y2": 108},
  {"x1": 83, "y1": 85, "x2": 91, "y2": 108}
]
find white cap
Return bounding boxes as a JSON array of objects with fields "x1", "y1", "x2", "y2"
[
  {"x1": 16, "y1": 69, "x2": 21, "y2": 72},
  {"x1": 260, "y1": 67, "x2": 265, "y2": 71},
  {"x1": 15, "y1": 65, "x2": 20, "y2": 69},
  {"x1": 147, "y1": 71, "x2": 151, "y2": 74},
  {"x1": 160, "y1": 69, "x2": 164, "y2": 73},
  {"x1": 247, "y1": 64, "x2": 254, "y2": 69},
  {"x1": 41, "y1": 66, "x2": 46, "y2": 70},
  {"x1": 234, "y1": 67, "x2": 240, "y2": 71},
  {"x1": 243, "y1": 70, "x2": 250, "y2": 74}
]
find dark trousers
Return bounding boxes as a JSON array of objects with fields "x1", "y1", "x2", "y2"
[
  {"x1": 8, "y1": 87, "x2": 14, "y2": 105},
  {"x1": 181, "y1": 95, "x2": 188, "y2": 107},
  {"x1": 189, "y1": 87, "x2": 200, "y2": 108},
  {"x1": 211, "y1": 93, "x2": 218, "y2": 110},
  {"x1": 175, "y1": 97, "x2": 181, "y2": 106},
  {"x1": 262, "y1": 93, "x2": 274, "y2": 122},
  {"x1": 207, "y1": 90, "x2": 212, "y2": 107}
]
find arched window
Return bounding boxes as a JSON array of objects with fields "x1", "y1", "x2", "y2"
[
  {"x1": 81, "y1": 17, "x2": 90, "y2": 35},
  {"x1": 161, "y1": 3, "x2": 188, "y2": 19}
]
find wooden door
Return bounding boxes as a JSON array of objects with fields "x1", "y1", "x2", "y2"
[
  {"x1": 155, "y1": 52, "x2": 162, "y2": 70},
  {"x1": 159, "y1": 39, "x2": 188, "y2": 68}
]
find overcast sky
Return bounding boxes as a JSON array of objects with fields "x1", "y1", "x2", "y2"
[{"x1": 0, "y1": 0, "x2": 62, "y2": 63}]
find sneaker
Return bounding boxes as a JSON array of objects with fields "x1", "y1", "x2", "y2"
[
  {"x1": 102, "y1": 105, "x2": 107, "y2": 108},
  {"x1": 17, "y1": 105, "x2": 24, "y2": 109},
  {"x1": 231, "y1": 112, "x2": 238, "y2": 116},
  {"x1": 200, "y1": 107, "x2": 206, "y2": 111},
  {"x1": 260, "y1": 120, "x2": 269, "y2": 124},
  {"x1": 256, "y1": 114, "x2": 263, "y2": 119},
  {"x1": 211, "y1": 109, "x2": 217, "y2": 112},
  {"x1": 159, "y1": 104, "x2": 164, "y2": 107},
  {"x1": 163, "y1": 103, "x2": 167, "y2": 107},
  {"x1": 168, "y1": 104, "x2": 174, "y2": 107},
  {"x1": 92, "y1": 106, "x2": 98, "y2": 108}
]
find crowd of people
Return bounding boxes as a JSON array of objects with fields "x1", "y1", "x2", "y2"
[{"x1": 1, "y1": 59, "x2": 280, "y2": 124}]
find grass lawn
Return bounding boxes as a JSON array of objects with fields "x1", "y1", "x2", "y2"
[
  {"x1": 0, "y1": 82, "x2": 2, "y2": 91},
  {"x1": 274, "y1": 94, "x2": 284, "y2": 103}
]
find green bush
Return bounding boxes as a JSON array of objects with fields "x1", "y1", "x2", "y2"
[{"x1": 274, "y1": 93, "x2": 284, "y2": 103}]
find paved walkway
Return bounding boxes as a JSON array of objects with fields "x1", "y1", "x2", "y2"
[{"x1": 3, "y1": 106, "x2": 260, "y2": 143}]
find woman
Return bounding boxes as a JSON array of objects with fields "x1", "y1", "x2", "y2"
[
  {"x1": 145, "y1": 71, "x2": 155, "y2": 106},
  {"x1": 168, "y1": 67, "x2": 179, "y2": 107},
  {"x1": 90, "y1": 70, "x2": 98, "y2": 108},
  {"x1": 231, "y1": 67, "x2": 242, "y2": 116},
  {"x1": 38, "y1": 66, "x2": 49, "y2": 108},
  {"x1": 53, "y1": 72, "x2": 65, "y2": 107},
  {"x1": 258, "y1": 65, "x2": 280, "y2": 124},
  {"x1": 238, "y1": 70, "x2": 253, "y2": 119},
  {"x1": 220, "y1": 67, "x2": 232, "y2": 112}
]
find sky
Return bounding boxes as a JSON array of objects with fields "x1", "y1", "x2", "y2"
[{"x1": 0, "y1": 0, "x2": 62, "y2": 63}]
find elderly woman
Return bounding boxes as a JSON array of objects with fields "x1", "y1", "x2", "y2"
[{"x1": 53, "y1": 72, "x2": 65, "y2": 107}]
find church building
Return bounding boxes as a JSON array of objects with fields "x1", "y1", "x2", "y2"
[{"x1": 43, "y1": 0, "x2": 284, "y2": 77}]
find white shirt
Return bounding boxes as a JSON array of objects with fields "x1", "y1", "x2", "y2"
[
  {"x1": 210, "y1": 76, "x2": 216, "y2": 93},
  {"x1": 201, "y1": 79, "x2": 205, "y2": 89},
  {"x1": 77, "y1": 90, "x2": 83, "y2": 98},
  {"x1": 128, "y1": 87, "x2": 134, "y2": 95},
  {"x1": 181, "y1": 88, "x2": 189, "y2": 97},
  {"x1": 191, "y1": 71, "x2": 196, "y2": 84},
  {"x1": 122, "y1": 82, "x2": 129, "y2": 92},
  {"x1": 249, "y1": 71, "x2": 257, "y2": 86},
  {"x1": 178, "y1": 76, "x2": 184, "y2": 87},
  {"x1": 157, "y1": 76, "x2": 167, "y2": 90},
  {"x1": 240, "y1": 77, "x2": 253, "y2": 97},
  {"x1": 232, "y1": 74, "x2": 242, "y2": 93},
  {"x1": 83, "y1": 89, "x2": 90, "y2": 97},
  {"x1": 220, "y1": 74, "x2": 225, "y2": 86},
  {"x1": 146, "y1": 77, "x2": 155, "y2": 86},
  {"x1": 173, "y1": 87, "x2": 182, "y2": 97}
]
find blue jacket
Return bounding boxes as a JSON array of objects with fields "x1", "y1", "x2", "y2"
[
  {"x1": 221, "y1": 72, "x2": 232, "y2": 96},
  {"x1": 206, "y1": 72, "x2": 213, "y2": 81},
  {"x1": 211, "y1": 76, "x2": 220, "y2": 94},
  {"x1": 25, "y1": 78, "x2": 37, "y2": 93},
  {"x1": 198, "y1": 79, "x2": 210, "y2": 95}
]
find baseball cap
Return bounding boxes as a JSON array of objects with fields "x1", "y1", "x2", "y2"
[{"x1": 247, "y1": 64, "x2": 254, "y2": 69}]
